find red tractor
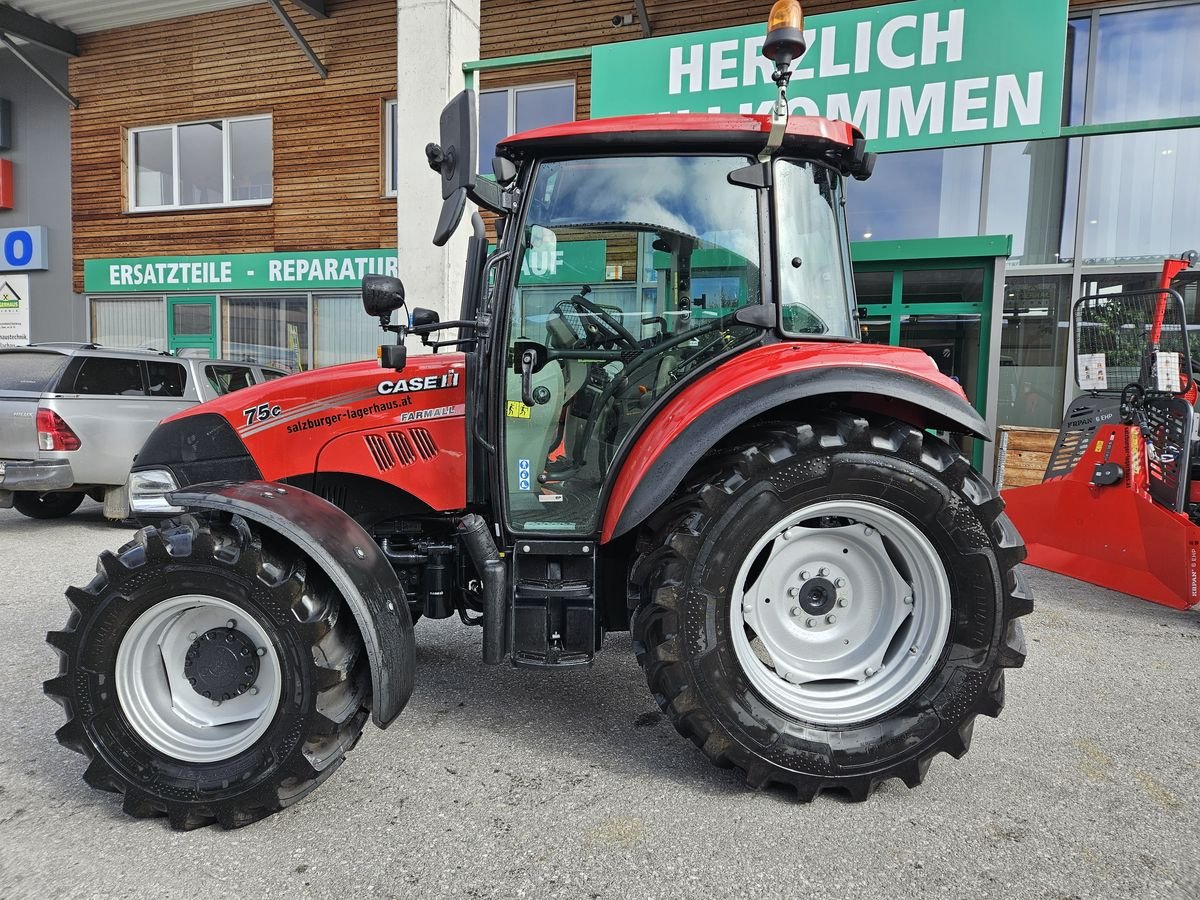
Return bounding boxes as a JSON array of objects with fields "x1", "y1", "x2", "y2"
[{"x1": 46, "y1": 1, "x2": 1028, "y2": 829}]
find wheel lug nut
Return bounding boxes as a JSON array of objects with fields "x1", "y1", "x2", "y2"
[
  {"x1": 256, "y1": 647, "x2": 266, "y2": 656},
  {"x1": 838, "y1": 597, "x2": 849, "y2": 608},
  {"x1": 904, "y1": 596, "x2": 914, "y2": 606},
  {"x1": 787, "y1": 587, "x2": 799, "y2": 598},
  {"x1": 249, "y1": 687, "x2": 259, "y2": 696},
  {"x1": 817, "y1": 567, "x2": 828, "y2": 577},
  {"x1": 799, "y1": 570, "x2": 810, "y2": 580},
  {"x1": 864, "y1": 526, "x2": 875, "y2": 537},
  {"x1": 805, "y1": 617, "x2": 817, "y2": 628},
  {"x1": 212, "y1": 699, "x2": 222, "y2": 707},
  {"x1": 226, "y1": 619, "x2": 237, "y2": 629},
  {"x1": 790, "y1": 607, "x2": 802, "y2": 617},
  {"x1": 826, "y1": 614, "x2": 837, "y2": 625},
  {"x1": 835, "y1": 578, "x2": 846, "y2": 588},
  {"x1": 865, "y1": 667, "x2": 877, "y2": 678},
  {"x1": 187, "y1": 632, "x2": 197, "y2": 641}
]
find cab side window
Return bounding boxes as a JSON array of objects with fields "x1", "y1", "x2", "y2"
[
  {"x1": 146, "y1": 361, "x2": 187, "y2": 397},
  {"x1": 205, "y1": 365, "x2": 254, "y2": 395},
  {"x1": 72, "y1": 358, "x2": 146, "y2": 396}
]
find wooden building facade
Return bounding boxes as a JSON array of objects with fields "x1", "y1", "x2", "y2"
[{"x1": 70, "y1": 0, "x2": 399, "y2": 371}]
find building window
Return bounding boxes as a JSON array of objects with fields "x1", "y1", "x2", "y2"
[
  {"x1": 222, "y1": 294, "x2": 309, "y2": 372},
  {"x1": 314, "y1": 292, "x2": 382, "y2": 367},
  {"x1": 1090, "y1": 4, "x2": 1200, "y2": 125},
  {"x1": 985, "y1": 138, "x2": 1081, "y2": 267},
  {"x1": 129, "y1": 115, "x2": 272, "y2": 212},
  {"x1": 1081, "y1": 126, "x2": 1200, "y2": 265},
  {"x1": 848, "y1": 145, "x2": 984, "y2": 243},
  {"x1": 384, "y1": 100, "x2": 398, "y2": 196},
  {"x1": 478, "y1": 82, "x2": 575, "y2": 163},
  {"x1": 998, "y1": 275, "x2": 1073, "y2": 430},
  {"x1": 90, "y1": 296, "x2": 167, "y2": 350}
]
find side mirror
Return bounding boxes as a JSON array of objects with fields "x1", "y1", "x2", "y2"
[
  {"x1": 363, "y1": 274, "x2": 406, "y2": 319},
  {"x1": 410, "y1": 307, "x2": 440, "y2": 329},
  {"x1": 426, "y1": 91, "x2": 478, "y2": 246}
]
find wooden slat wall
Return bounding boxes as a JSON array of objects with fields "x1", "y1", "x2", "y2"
[
  {"x1": 480, "y1": 0, "x2": 1120, "y2": 109},
  {"x1": 70, "y1": 0, "x2": 397, "y2": 292},
  {"x1": 481, "y1": 0, "x2": 1111, "y2": 60}
]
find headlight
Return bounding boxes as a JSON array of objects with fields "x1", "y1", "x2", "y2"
[{"x1": 128, "y1": 468, "x2": 184, "y2": 515}]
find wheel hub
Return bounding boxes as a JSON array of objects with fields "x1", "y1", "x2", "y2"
[
  {"x1": 798, "y1": 576, "x2": 837, "y2": 616},
  {"x1": 183, "y1": 627, "x2": 260, "y2": 702}
]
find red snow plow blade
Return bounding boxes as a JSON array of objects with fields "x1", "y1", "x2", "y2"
[{"x1": 1003, "y1": 427, "x2": 1200, "y2": 612}]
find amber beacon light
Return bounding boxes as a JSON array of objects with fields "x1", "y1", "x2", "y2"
[{"x1": 763, "y1": 0, "x2": 806, "y2": 71}]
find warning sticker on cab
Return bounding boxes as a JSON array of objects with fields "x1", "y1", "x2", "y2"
[{"x1": 506, "y1": 401, "x2": 532, "y2": 419}]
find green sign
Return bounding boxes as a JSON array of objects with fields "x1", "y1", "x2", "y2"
[
  {"x1": 492, "y1": 240, "x2": 608, "y2": 285},
  {"x1": 84, "y1": 249, "x2": 399, "y2": 293},
  {"x1": 591, "y1": 0, "x2": 1068, "y2": 152}
]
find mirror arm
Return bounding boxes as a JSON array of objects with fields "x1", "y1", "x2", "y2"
[{"x1": 467, "y1": 178, "x2": 511, "y2": 215}]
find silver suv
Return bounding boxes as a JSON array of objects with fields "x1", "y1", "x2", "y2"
[{"x1": 0, "y1": 344, "x2": 286, "y2": 520}]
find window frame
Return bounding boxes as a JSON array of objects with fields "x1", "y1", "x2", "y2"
[
  {"x1": 478, "y1": 80, "x2": 576, "y2": 162},
  {"x1": 384, "y1": 99, "x2": 398, "y2": 198},
  {"x1": 127, "y1": 114, "x2": 273, "y2": 213}
]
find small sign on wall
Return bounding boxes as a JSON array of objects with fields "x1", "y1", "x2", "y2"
[
  {"x1": 0, "y1": 226, "x2": 48, "y2": 270},
  {"x1": 0, "y1": 274, "x2": 30, "y2": 347}
]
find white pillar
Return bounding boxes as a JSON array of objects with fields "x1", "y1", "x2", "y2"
[{"x1": 395, "y1": 0, "x2": 481, "y2": 323}]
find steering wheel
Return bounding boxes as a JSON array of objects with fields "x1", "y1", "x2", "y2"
[
  {"x1": 1119, "y1": 382, "x2": 1144, "y2": 425},
  {"x1": 565, "y1": 288, "x2": 639, "y2": 351}
]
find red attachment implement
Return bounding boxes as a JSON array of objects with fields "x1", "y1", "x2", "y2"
[{"x1": 1003, "y1": 254, "x2": 1200, "y2": 611}]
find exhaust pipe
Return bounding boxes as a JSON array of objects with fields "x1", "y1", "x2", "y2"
[{"x1": 457, "y1": 514, "x2": 507, "y2": 664}]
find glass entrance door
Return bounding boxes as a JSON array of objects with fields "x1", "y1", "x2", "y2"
[{"x1": 167, "y1": 295, "x2": 217, "y2": 358}]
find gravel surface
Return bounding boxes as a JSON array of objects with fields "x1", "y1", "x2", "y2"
[{"x1": 0, "y1": 499, "x2": 1197, "y2": 899}]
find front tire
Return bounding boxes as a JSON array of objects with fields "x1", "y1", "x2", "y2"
[
  {"x1": 14, "y1": 490, "x2": 84, "y2": 519},
  {"x1": 631, "y1": 415, "x2": 1030, "y2": 800},
  {"x1": 45, "y1": 512, "x2": 371, "y2": 829}
]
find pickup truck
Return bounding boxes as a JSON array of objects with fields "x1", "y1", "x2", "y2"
[{"x1": 0, "y1": 344, "x2": 286, "y2": 520}]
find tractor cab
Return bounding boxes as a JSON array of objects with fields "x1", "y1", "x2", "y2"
[{"x1": 369, "y1": 67, "x2": 873, "y2": 546}]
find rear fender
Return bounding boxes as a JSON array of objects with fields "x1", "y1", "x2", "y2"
[
  {"x1": 168, "y1": 480, "x2": 415, "y2": 728},
  {"x1": 602, "y1": 362, "x2": 987, "y2": 542}
]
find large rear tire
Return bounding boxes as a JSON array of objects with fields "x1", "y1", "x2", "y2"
[
  {"x1": 45, "y1": 512, "x2": 371, "y2": 829},
  {"x1": 14, "y1": 490, "x2": 84, "y2": 519},
  {"x1": 630, "y1": 414, "x2": 1030, "y2": 800}
]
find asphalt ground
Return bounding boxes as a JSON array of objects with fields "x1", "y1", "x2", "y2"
[{"x1": 0, "y1": 499, "x2": 1197, "y2": 900}]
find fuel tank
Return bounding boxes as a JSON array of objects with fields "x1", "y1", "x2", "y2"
[{"x1": 161, "y1": 353, "x2": 469, "y2": 512}]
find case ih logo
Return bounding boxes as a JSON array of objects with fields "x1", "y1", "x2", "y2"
[{"x1": 377, "y1": 370, "x2": 460, "y2": 395}]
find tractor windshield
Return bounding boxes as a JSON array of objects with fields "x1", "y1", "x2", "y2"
[{"x1": 502, "y1": 154, "x2": 766, "y2": 534}]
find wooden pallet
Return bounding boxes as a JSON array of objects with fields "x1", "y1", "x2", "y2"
[{"x1": 995, "y1": 426, "x2": 1060, "y2": 489}]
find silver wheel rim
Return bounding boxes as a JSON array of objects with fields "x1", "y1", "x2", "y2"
[
  {"x1": 115, "y1": 595, "x2": 282, "y2": 763},
  {"x1": 730, "y1": 500, "x2": 951, "y2": 726}
]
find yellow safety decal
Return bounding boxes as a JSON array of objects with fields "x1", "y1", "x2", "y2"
[
  {"x1": 506, "y1": 401, "x2": 532, "y2": 419},
  {"x1": 1094, "y1": 440, "x2": 1104, "y2": 453}
]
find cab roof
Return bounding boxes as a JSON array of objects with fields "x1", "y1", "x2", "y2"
[{"x1": 498, "y1": 113, "x2": 865, "y2": 168}]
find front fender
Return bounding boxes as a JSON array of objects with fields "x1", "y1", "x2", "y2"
[
  {"x1": 168, "y1": 480, "x2": 414, "y2": 728},
  {"x1": 602, "y1": 345, "x2": 987, "y2": 542}
]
